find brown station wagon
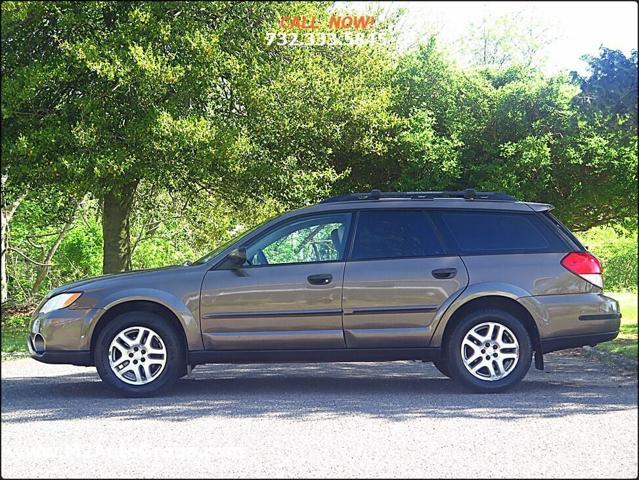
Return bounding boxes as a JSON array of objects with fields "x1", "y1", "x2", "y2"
[{"x1": 28, "y1": 189, "x2": 621, "y2": 396}]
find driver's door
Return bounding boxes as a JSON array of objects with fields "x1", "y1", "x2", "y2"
[{"x1": 200, "y1": 212, "x2": 352, "y2": 350}]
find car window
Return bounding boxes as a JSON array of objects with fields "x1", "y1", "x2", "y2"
[
  {"x1": 192, "y1": 218, "x2": 272, "y2": 265},
  {"x1": 542, "y1": 211, "x2": 586, "y2": 250},
  {"x1": 245, "y1": 213, "x2": 351, "y2": 266},
  {"x1": 351, "y1": 210, "x2": 444, "y2": 261},
  {"x1": 438, "y1": 211, "x2": 566, "y2": 253}
]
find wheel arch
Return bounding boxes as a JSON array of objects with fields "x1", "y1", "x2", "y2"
[
  {"x1": 433, "y1": 295, "x2": 542, "y2": 355},
  {"x1": 89, "y1": 300, "x2": 190, "y2": 363},
  {"x1": 86, "y1": 287, "x2": 204, "y2": 353}
]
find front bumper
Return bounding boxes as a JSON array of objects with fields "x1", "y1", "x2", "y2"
[
  {"x1": 27, "y1": 334, "x2": 92, "y2": 366},
  {"x1": 27, "y1": 307, "x2": 102, "y2": 366}
]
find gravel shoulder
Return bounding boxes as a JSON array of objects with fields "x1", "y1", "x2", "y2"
[{"x1": 1, "y1": 352, "x2": 637, "y2": 478}]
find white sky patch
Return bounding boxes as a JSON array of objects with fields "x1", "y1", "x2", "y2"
[{"x1": 334, "y1": 1, "x2": 638, "y2": 73}]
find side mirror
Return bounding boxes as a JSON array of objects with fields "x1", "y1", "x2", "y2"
[{"x1": 227, "y1": 248, "x2": 247, "y2": 268}]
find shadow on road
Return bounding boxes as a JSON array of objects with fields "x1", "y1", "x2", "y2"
[{"x1": 2, "y1": 354, "x2": 636, "y2": 424}]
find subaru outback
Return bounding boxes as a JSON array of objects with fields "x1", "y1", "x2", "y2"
[{"x1": 28, "y1": 189, "x2": 621, "y2": 396}]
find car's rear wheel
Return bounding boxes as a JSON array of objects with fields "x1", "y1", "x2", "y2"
[
  {"x1": 94, "y1": 312, "x2": 184, "y2": 397},
  {"x1": 446, "y1": 309, "x2": 532, "y2": 393}
]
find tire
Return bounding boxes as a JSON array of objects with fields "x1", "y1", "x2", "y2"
[
  {"x1": 94, "y1": 311, "x2": 185, "y2": 397},
  {"x1": 445, "y1": 308, "x2": 532, "y2": 393},
  {"x1": 432, "y1": 358, "x2": 452, "y2": 378}
]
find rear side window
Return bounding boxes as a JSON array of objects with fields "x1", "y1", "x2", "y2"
[
  {"x1": 437, "y1": 211, "x2": 567, "y2": 254},
  {"x1": 351, "y1": 210, "x2": 444, "y2": 260},
  {"x1": 541, "y1": 211, "x2": 586, "y2": 250}
]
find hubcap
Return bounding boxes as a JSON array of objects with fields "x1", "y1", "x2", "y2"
[
  {"x1": 461, "y1": 322, "x2": 519, "y2": 381},
  {"x1": 108, "y1": 326, "x2": 167, "y2": 385}
]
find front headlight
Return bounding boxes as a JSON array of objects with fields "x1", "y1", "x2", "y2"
[{"x1": 39, "y1": 293, "x2": 82, "y2": 314}]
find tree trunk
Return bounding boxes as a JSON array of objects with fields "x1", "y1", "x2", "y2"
[
  {"x1": 1, "y1": 174, "x2": 27, "y2": 304},
  {"x1": 102, "y1": 182, "x2": 137, "y2": 274},
  {"x1": 1, "y1": 209, "x2": 9, "y2": 304}
]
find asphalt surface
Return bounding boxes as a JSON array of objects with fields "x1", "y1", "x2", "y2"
[{"x1": 1, "y1": 351, "x2": 637, "y2": 478}]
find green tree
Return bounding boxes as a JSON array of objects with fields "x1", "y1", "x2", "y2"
[
  {"x1": 2, "y1": 1, "x2": 394, "y2": 278},
  {"x1": 388, "y1": 40, "x2": 637, "y2": 230},
  {"x1": 2, "y1": 3, "x2": 636, "y2": 305},
  {"x1": 571, "y1": 48, "x2": 638, "y2": 129},
  {"x1": 467, "y1": 67, "x2": 637, "y2": 230},
  {"x1": 458, "y1": 9, "x2": 553, "y2": 69}
]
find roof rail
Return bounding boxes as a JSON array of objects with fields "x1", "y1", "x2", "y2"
[{"x1": 320, "y1": 189, "x2": 517, "y2": 203}]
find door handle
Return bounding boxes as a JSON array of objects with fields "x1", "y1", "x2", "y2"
[
  {"x1": 432, "y1": 268, "x2": 457, "y2": 279},
  {"x1": 307, "y1": 274, "x2": 333, "y2": 285}
]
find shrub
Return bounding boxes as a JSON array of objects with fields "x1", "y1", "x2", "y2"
[{"x1": 578, "y1": 224, "x2": 638, "y2": 292}]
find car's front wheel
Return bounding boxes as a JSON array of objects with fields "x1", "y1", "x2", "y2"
[
  {"x1": 446, "y1": 309, "x2": 532, "y2": 393},
  {"x1": 94, "y1": 312, "x2": 185, "y2": 397},
  {"x1": 432, "y1": 358, "x2": 451, "y2": 378}
]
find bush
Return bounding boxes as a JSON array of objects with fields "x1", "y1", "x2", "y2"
[
  {"x1": 56, "y1": 219, "x2": 103, "y2": 281},
  {"x1": 578, "y1": 224, "x2": 638, "y2": 292},
  {"x1": 132, "y1": 236, "x2": 196, "y2": 270}
]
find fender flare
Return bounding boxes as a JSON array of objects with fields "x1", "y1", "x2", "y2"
[
  {"x1": 86, "y1": 288, "x2": 203, "y2": 350},
  {"x1": 429, "y1": 282, "x2": 539, "y2": 348}
]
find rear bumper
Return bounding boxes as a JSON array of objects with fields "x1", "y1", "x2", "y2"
[
  {"x1": 540, "y1": 331, "x2": 619, "y2": 354},
  {"x1": 520, "y1": 293, "x2": 621, "y2": 341},
  {"x1": 27, "y1": 334, "x2": 92, "y2": 366}
]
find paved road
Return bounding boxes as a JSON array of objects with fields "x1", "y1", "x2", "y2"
[{"x1": 1, "y1": 351, "x2": 637, "y2": 478}]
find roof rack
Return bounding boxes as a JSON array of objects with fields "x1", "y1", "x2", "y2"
[{"x1": 320, "y1": 188, "x2": 517, "y2": 203}]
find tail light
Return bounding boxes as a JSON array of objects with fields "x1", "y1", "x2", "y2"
[{"x1": 561, "y1": 252, "x2": 603, "y2": 289}]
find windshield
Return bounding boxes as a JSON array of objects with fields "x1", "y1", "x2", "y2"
[{"x1": 191, "y1": 218, "x2": 272, "y2": 265}]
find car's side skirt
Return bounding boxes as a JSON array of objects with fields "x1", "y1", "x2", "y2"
[{"x1": 188, "y1": 347, "x2": 441, "y2": 365}]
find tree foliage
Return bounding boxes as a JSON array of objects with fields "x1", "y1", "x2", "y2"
[
  {"x1": 1, "y1": 2, "x2": 637, "y2": 304},
  {"x1": 458, "y1": 10, "x2": 553, "y2": 69},
  {"x1": 383, "y1": 41, "x2": 637, "y2": 230},
  {"x1": 571, "y1": 48, "x2": 638, "y2": 128},
  {"x1": 1, "y1": 1, "x2": 391, "y2": 273}
]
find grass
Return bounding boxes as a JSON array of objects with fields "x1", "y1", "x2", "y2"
[
  {"x1": 1, "y1": 292, "x2": 637, "y2": 359},
  {"x1": 1, "y1": 313, "x2": 30, "y2": 353},
  {"x1": 596, "y1": 292, "x2": 638, "y2": 359}
]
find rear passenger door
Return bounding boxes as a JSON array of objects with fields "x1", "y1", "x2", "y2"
[{"x1": 342, "y1": 210, "x2": 468, "y2": 348}]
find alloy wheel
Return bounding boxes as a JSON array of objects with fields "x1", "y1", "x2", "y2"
[
  {"x1": 460, "y1": 321, "x2": 519, "y2": 381},
  {"x1": 108, "y1": 326, "x2": 167, "y2": 385}
]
